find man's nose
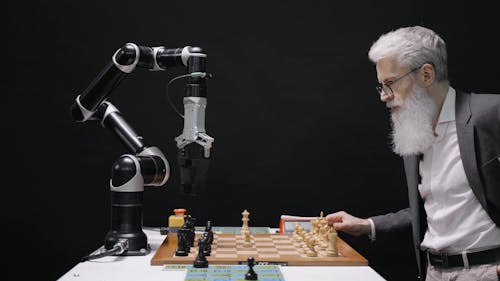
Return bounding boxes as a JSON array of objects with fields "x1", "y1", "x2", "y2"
[{"x1": 380, "y1": 91, "x2": 393, "y2": 102}]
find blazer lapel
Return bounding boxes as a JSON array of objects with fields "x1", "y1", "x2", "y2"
[{"x1": 455, "y1": 91, "x2": 487, "y2": 208}]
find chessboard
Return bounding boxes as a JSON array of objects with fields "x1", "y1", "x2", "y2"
[
  {"x1": 164, "y1": 264, "x2": 285, "y2": 281},
  {"x1": 151, "y1": 232, "x2": 368, "y2": 266}
]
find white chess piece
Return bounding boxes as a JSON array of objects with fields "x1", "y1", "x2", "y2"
[
  {"x1": 241, "y1": 209, "x2": 250, "y2": 234},
  {"x1": 326, "y1": 227, "x2": 338, "y2": 257},
  {"x1": 293, "y1": 223, "x2": 303, "y2": 242},
  {"x1": 305, "y1": 236, "x2": 317, "y2": 257},
  {"x1": 243, "y1": 229, "x2": 252, "y2": 247}
]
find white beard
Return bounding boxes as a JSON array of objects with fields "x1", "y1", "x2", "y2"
[{"x1": 388, "y1": 84, "x2": 438, "y2": 156}]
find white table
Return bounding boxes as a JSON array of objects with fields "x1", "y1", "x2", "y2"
[{"x1": 57, "y1": 229, "x2": 386, "y2": 281}]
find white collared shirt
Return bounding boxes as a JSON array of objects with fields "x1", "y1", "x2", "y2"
[{"x1": 418, "y1": 87, "x2": 500, "y2": 254}]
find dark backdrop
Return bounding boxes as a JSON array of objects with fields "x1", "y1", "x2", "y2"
[{"x1": 7, "y1": 1, "x2": 500, "y2": 280}]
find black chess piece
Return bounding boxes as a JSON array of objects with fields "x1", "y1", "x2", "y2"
[
  {"x1": 200, "y1": 234, "x2": 211, "y2": 256},
  {"x1": 245, "y1": 257, "x2": 258, "y2": 280},
  {"x1": 175, "y1": 228, "x2": 189, "y2": 256},
  {"x1": 193, "y1": 237, "x2": 209, "y2": 268},
  {"x1": 183, "y1": 215, "x2": 196, "y2": 247},
  {"x1": 205, "y1": 220, "x2": 214, "y2": 244}
]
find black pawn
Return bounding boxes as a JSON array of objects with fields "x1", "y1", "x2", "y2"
[
  {"x1": 245, "y1": 257, "x2": 258, "y2": 280},
  {"x1": 193, "y1": 238, "x2": 209, "y2": 268}
]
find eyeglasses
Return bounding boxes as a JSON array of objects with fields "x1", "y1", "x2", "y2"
[{"x1": 375, "y1": 66, "x2": 421, "y2": 97}]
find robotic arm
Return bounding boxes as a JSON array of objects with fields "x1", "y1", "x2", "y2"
[
  {"x1": 72, "y1": 43, "x2": 213, "y2": 194},
  {"x1": 71, "y1": 43, "x2": 214, "y2": 258}
]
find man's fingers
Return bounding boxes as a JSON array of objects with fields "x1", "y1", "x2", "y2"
[
  {"x1": 333, "y1": 221, "x2": 348, "y2": 231},
  {"x1": 326, "y1": 211, "x2": 348, "y2": 224}
]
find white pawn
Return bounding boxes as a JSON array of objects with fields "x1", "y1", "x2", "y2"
[
  {"x1": 326, "y1": 227, "x2": 338, "y2": 257},
  {"x1": 243, "y1": 229, "x2": 252, "y2": 247},
  {"x1": 305, "y1": 236, "x2": 317, "y2": 257},
  {"x1": 293, "y1": 224, "x2": 303, "y2": 242}
]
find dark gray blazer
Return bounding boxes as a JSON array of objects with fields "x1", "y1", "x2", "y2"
[{"x1": 371, "y1": 90, "x2": 500, "y2": 280}]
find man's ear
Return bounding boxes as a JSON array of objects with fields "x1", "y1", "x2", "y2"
[{"x1": 419, "y1": 63, "x2": 435, "y2": 87}]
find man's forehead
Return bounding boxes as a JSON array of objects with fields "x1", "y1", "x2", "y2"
[{"x1": 376, "y1": 56, "x2": 406, "y2": 81}]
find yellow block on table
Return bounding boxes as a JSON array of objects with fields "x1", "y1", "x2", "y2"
[{"x1": 168, "y1": 208, "x2": 186, "y2": 227}]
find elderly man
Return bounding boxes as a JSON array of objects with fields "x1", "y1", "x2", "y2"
[{"x1": 326, "y1": 26, "x2": 500, "y2": 281}]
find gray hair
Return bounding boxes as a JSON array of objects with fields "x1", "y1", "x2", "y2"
[{"x1": 368, "y1": 26, "x2": 448, "y2": 82}]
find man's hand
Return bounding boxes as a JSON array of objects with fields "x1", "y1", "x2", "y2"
[{"x1": 325, "y1": 211, "x2": 371, "y2": 236}]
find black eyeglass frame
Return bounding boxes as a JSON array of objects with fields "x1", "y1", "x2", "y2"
[{"x1": 375, "y1": 66, "x2": 422, "y2": 97}]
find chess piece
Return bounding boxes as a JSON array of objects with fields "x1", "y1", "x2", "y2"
[
  {"x1": 241, "y1": 209, "x2": 250, "y2": 234},
  {"x1": 305, "y1": 236, "x2": 317, "y2": 257},
  {"x1": 245, "y1": 257, "x2": 258, "y2": 280},
  {"x1": 175, "y1": 228, "x2": 189, "y2": 256},
  {"x1": 318, "y1": 214, "x2": 327, "y2": 231},
  {"x1": 243, "y1": 229, "x2": 252, "y2": 247},
  {"x1": 200, "y1": 233, "x2": 212, "y2": 256},
  {"x1": 326, "y1": 227, "x2": 338, "y2": 257},
  {"x1": 321, "y1": 224, "x2": 329, "y2": 242},
  {"x1": 318, "y1": 240, "x2": 327, "y2": 251},
  {"x1": 183, "y1": 215, "x2": 196, "y2": 247},
  {"x1": 297, "y1": 224, "x2": 305, "y2": 237},
  {"x1": 293, "y1": 223, "x2": 302, "y2": 242},
  {"x1": 299, "y1": 240, "x2": 307, "y2": 253},
  {"x1": 305, "y1": 244, "x2": 317, "y2": 257},
  {"x1": 193, "y1": 238, "x2": 209, "y2": 268},
  {"x1": 205, "y1": 220, "x2": 214, "y2": 244},
  {"x1": 311, "y1": 218, "x2": 318, "y2": 235}
]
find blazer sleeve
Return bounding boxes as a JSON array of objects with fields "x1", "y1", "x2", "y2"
[{"x1": 370, "y1": 208, "x2": 411, "y2": 234}]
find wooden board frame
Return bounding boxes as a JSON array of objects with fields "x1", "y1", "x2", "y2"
[{"x1": 151, "y1": 233, "x2": 368, "y2": 266}]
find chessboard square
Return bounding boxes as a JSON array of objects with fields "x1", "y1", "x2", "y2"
[
  {"x1": 218, "y1": 237, "x2": 235, "y2": 241},
  {"x1": 274, "y1": 240, "x2": 291, "y2": 244},
  {"x1": 273, "y1": 236, "x2": 291, "y2": 240},
  {"x1": 216, "y1": 249, "x2": 237, "y2": 253},
  {"x1": 258, "y1": 248, "x2": 278, "y2": 253},
  {"x1": 279, "y1": 250, "x2": 299, "y2": 256},
  {"x1": 217, "y1": 245, "x2": 237, "y2": 250},
  {"x1": 275, "y1": 245, "x2": 296, "y2": 250},
  {"x1": 254, "y1": 242, "x2": 275, "y2": 247},
  {"x1": 216, "y1": 253, "x2": 238, "y2": 258},
  {"x1": 257, "y1": 253, "x2": 281, "y2": 258},
  {"x1": 238, "y1": 250, "x2": 258, "y2": 255},
  {"x1": 235, "y1": 241, "x2": 255, "y2": 246},
  {"x1": 253, "y1": 237, "x2": 272, "y2": 241}
]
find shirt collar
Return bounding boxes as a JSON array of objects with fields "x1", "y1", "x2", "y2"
[
  {"x1": 437, "y1": 86, "x2": 455, "y2": 124},
  {"x1": 434, "y1": 86, "x2": 455, "y2": 141}
]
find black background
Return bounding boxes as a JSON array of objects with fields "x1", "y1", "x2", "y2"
[{"x1": 7, "y1": 1, "x2": 500, "y2": 280}]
